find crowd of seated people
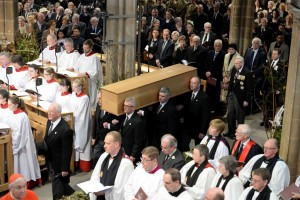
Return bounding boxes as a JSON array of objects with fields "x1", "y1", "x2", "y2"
[{"x1": 0, "y1": 0, "x2": 295, "y2": 199}]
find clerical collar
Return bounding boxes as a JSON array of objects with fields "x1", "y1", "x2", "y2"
[
  {"x1": 15, "y1": 65, "x2": 29, "y2": 72},
  {"x1": 85, "y1": 51, "x2": 94, "y2": 57},
  {"x1": 13, "y1": 108, "x2": 24, "y2": 114},
  {"x1": 49, "y1": 44, "x2": 57, "y2": 50},
  {"x1": 0, "y1": 103, "x2": 8, "y2": 109},
  {"x1": 75, "y1": 92, "x2": 85, "y2": 97},
  {"x1": 67, "y1": 49, "x2": 75, "y2": 54},
  {"x1": 46, "y1": 79, "x2": 57, "y2": 84},
  {"x1": 61, "y1": 91, "x2": 71, "y2": 96},
  {"x1": 148, "y1": 165, "x2": 161, "y2": 174}
]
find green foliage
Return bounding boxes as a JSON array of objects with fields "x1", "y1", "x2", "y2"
[
  {"x1": 60, "y1": 191, "x2": 89, "y2": 200},
  {"x1": 15, "y1": 32, "x2": 40, "y2": 63}
]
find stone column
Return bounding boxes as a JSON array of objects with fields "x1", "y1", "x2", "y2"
[
  {"x1": 280, "y1": 4, "x2": 300, "y2": 182},
  {"x1": 0, "y1": 0, "x2": 17, "y2": 43},
  {"x1": 105, "y1": 0, "x2": 136, "y2": 84},
  {"x1": 229, "y1": 0, "x2": 254, "y2": 55}
]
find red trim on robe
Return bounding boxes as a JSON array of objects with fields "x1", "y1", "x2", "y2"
[
  {"x1": 67, "y1": 49, "x2": 75, "y2": 54},
  {"x1": 27, "y1": 178, "x2": 42, "y2": 189},
  {"x1": 61, "y1": 91, "x2": 71, "y2": 96},
  {"x1": 0, "y1": 103, "x2": 8, "y2": 109},
  {"x1": 149, "y1": 165, "x2": 161, "y2": 174},
  {"x1": 80, "y1": 160, "x2": 91, "y2": 172},
  {"x1": 231, "y1": 140, "x2": 256, "y2": 163},
  {"x1": 13, "y1": 108, "x2": 24, "y2": 114},
  {"x1": 49, "y1": 44, "x2": 57, "y2": 50},
  {"x1": 75, "y1": 92, "x2": 86, "y2": 97},
  {"x1": 46, "y1": 79, "x2": 57, "y2": 84},
  {"x1": 15, "y1": 65, "x2": 29, "y2": 72},
  {"x1": 10, "y1": 85, "x2": 16, "y2": 90},
  {"x1": 85, "y1": 51, "x2": 95, "y2": 57}
]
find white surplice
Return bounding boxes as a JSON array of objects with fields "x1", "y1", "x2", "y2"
[
  {"x1": 38, "y1": 45, "x2": 63, "y2": 64},
  {"x1": 89, "y1": 152, "x2": 134, "y2": 200},
  {"x1": 39, "y1": 80, "x2": 60, "y2": 103},
  {"x1": 124, "y1": 164, "x2": 165, "y2": 200},
  {"x1": 10, "y1": 67, "x2": 31, "y2": 90},
  {"x1": 238, "y1": 186, "x2": 279, "y2": 200},
  {"x1": 9, "y1": 110, "x2": 41, "y2": 182},
  {"x1": 210, "y1": 172, "x2": 244, "y2": 200},
  {"x1": 239, "y1": 154, "x2": 290, "y2": 196},
  {"x1": 69, "y1": 92, "x2": 92, "y2": 161},
  {"x1": 153, "y1": 186, "x2": 195, "y2": 200},
  {"x1": 74, "y1": 52, "x2": 102, "y2": 109},
  {"x1": 54, "y1": 92, "x2": 71, "y2": 111},
  {"x1": 180, "y1": 160, "x2": 216, "y2": 200},
  {"x1": 58, "y1": 50, "x2": 80, "y2": 69}
]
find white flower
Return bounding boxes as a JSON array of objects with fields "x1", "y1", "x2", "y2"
[
  {"x1": 171, "y1": 156, "x2": 175, "y2": 160},
  {"x1": 274, "y1": 65, "x2": 278, "y2": 71}
]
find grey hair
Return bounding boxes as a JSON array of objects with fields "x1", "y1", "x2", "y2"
[
  {"x1": 125, "y1": 97, "x2": 136, "y2": 107},
  {"x1": 204, "y1": 22, "x2": 212, "y2": 28},
  {"x1": 47, "y1": 33, "x2": 57, "y2": 41},
  {"x1": 50, "y1": 103, "x2": 62, "y2": 113},
  {"x1": 194, "y1": 144, "x2": 209, "y2": 160},
  {"x1": 219, "y1": 155, "x2": 238, "y2": 174},
  {"x1": 238, "y1": 124, "x2": 251, "y2": 137},
  {"x1": 214, "y1": 39, "x2": 222, "y2": 45},
  {"x1": 161, "y1": 134, "x2": 177, "y2": 148},
  {"x1": 252, "y1": 37, "x2": 262, "y2": 46},
  {"x1": 64, "y1": 38, "x2": 74, "y2": 46},
  {"x1": 72, "y1": 13, "x2": 80, "y2": 20},
  {"x1": 159, "y1": 87, "x2": 171, "y2": 96},
  {"x1": 235, "y1": 55, "x2": 244, "y2": 64}
]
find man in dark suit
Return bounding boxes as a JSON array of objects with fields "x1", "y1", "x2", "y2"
[
  {"x1": 45, "y1": 103, "x2": 74, "y2": 200},
  {"x1": 244, "y1": 37, "x2": 266, "y2": 114},
  {"x1": 92, "y1": 92, "x2": 118, "y2": 167},
  {"x1": 179, "y1": 76, "x2": 210, "y2": 151},
  {"x1": 85, "y1": 17, "x2": 103, "y2": 53},
  {"x1": 253, "y1": 18, "x2": 273, "y2": 50},
  {"x1": 261, "y1": 48, "x2": 285, "y2": 129},
  {"x1": 155, "y1": 29, "x2": 175, "y2": 68},
  {"x1": 231, "y1": 124, "x2": 263, "y2": 172},
  {"x1": 190, "y1": 4, "x2": 208, "y2": 33},
  {"x1": 224, "y1": 56, "x2": 253, "y2": 138},
  {"x1": 147, "y1": 8, "x2": 162, "y2": 27},
  {"x1": 158, "y1": 134, "x2": 185, "y2": 171},
  {"x1": 54, "y1": 6, "x2": 64, "y2": 29},
  {"x1": 199, "y1": 22, "x2": 217, "y2": 50},
  {"x1": 66, "y1": 14, "x2": 86, "y2": 37},
  {"x1": 185, "y1": 35, "x2": 208, "y2": 79},
  {"x1": 111, "y1": 97, "x2": 146, "y2": 164},
  {"x1": 34, "y1": 12, "x2": 49, "y2": 44},
  {"x1": 205, "y1": 39, "x2": 225, "y2": 114},
  {"x1": 209, "y1": 2, "x2": 224, "y2": 38},
  {"x1": 139, "y1": 87, "x2": 178, "y2": 149}
]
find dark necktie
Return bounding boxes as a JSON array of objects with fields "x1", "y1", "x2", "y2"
[
  {"x1": 123, "y1": 116, "x2": 129, "y2": 126},
  {"x1": 235, "y1": 70, "x2": 240, "y2": 79},
  {"x1": 157, "y1": 104, "x2": 162, "y2": 114},
  {"x1": 271, "y1": 61, "x2": 275, "y2": 68},
  {"x1": 163, "y1": 155, "x2": 170, "y2": 164},
  {"x1": 48, "y1": 122, "x2": 53, "y2": 135},
  {"x1": 213, "y1": 52, "x2": 218, "y2": 61},
  {"x1": 237, "y1": 143, "x2": 244, "y2": 157},
  {"x1": 161, "y1": 41, "x2": 167, "y2": 57},
  {"x1": 250, "y1": 50, "x2": 255, "y2": 70},
  {"x1": 191, "y1": 93, "x2": 195, "y2": 101}
]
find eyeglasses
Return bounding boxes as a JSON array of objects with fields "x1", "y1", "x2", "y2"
[
  {"x1": 140, "y1": 157, "x2": 152, "y2": 162},
  {"x1": 124, "y1": 104, "x2": 134, "y2": 108}
]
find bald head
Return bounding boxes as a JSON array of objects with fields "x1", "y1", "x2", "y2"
[{"x1": 205, "y1": 187, "x2": 224, "y2": 200}]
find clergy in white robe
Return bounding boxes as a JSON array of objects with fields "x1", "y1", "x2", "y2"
[
  {"x1": 39, "y1": 67, "x2": 60, "y2": 103},
  {"x1": 25, "y1": 65, "x2": 46, "y2": 94},
  {"x1": 239, "y1": 139, "x2": 290, "y2": 196},
  {"x1": 73, "y1": 39, "x2": 102, "y2": 109},
  {"x1": 239, "y1": 168, "x2": 279, "y2": 200},
  {"x1": 180, "y1": 145, "x2": 216, "y2": 200},
  {"x1": 10, "y1": 55, "x2": 31, "y2": 91},
  {"x1": 69, "y1": 79, "x2": 92, "y2": 172},
  {"x1": 153, "y1": 168, "x2": 194, "y2": 200},
  {"x1": 89, "y1": 131, "x2": 134, "y2": 200},
  {"x1": 38, "y1": 34, "x2": 63, "y2": 64},
  {"x1": 200, "y1": 119, "x2": 230, "y2": 169},
  {"x1": 210, "y1": 156, "x2": 244, "y2": 200},
  {"x1": 58, "y1": 38, "x2": 80, "y2": 70},
  {"x1": 124, "y1": 146, "x2": 165, "y2": 200},
  {"x1": 8, "y1": 96, "x2": 41, "y2": 183},
  {"x1": 54, "y1": 79, "x2": 72, "y2": 111},
  {"x1": 0, "y1": 52, "x2": 14, "y2": 85}
]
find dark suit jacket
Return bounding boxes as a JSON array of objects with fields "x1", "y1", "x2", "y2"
[
  {"x1": 228, "y1": 66, "x2": 254, "y2": 107},
  {"x1": 45, "y1": 12, "x2": 56, "y2": 23},
  {"x1": 231, "y1": 140, "x2": 263, "y2": 165},
  {"x1": 66, "y1": 22, "x2": 86, "y2": 37},
  {"x1": 244, "y1": 47, "x2": 266, "y2": 78},
  {"x1": 85, "y1": 26, "x2": 103, "y2": 52},
  {"x1": 261, "y1": 60, "x2": 285, "y2": 92},
  {"x1": 158, "y1": 149, "x2": 185, "y2": 171},
  {"x1": 199, "y1": 31, "x2": 217, "y2": 50},
  {"x1": 155, "y1": 39, "x2": 175, "y2": 67},
  {"x1": 185, "y1": 45, "x2": 208, "y2": 79},
  {"x1": 92, "y1": 104, "x2": 118, "y2": 144},
  {"x1": 183, "y1": 90, "x2": 211, "y2": 138},
  {"x1": 206, "y1": 50, "x2": 226, "y2": 83},
  {"x1": 253, "y1": 26, "x2": 273, "y2": 48},
  {"x1": 146, "y1": 16, "x2": 162, "y2": 27},
  {"x1": 45, "y1": 118, "x2": 73, "y2": 173},
  {"x1": 191, "y1": 12, "x2": 209, "y2": 33},
  {"x1": 54, "y1": 14, "x2": 64, "y2": 29},
  {"x1": 111, "y1": 112, "x2": 146, "y2": 159},
  {"x1": 209, "y1": 12, "x2": 223, "y2": 38}
]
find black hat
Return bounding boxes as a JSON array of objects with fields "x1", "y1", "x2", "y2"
[{"x1": 228, "y1": 43, "x2": 237, "y2": 50}]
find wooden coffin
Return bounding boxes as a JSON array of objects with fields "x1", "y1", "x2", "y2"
[{"x1": 101, "y1": 64, "x2": 197, "y2": 115}]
